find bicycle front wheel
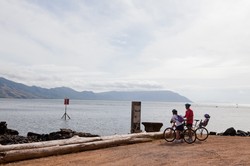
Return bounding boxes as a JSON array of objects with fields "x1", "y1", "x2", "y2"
[
  {"x1": 195, "y1": 127, "x2": 209, "y2": 141},
  {"x1": 183, "y1": 128, "x2": 196, "y2": 144},
  {"x1": 163, "y1": 127, "x2": 176, "y2": 142}
]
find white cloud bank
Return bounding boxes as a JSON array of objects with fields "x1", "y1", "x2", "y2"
[{"x1": 1, "y1": 0, "x2": 250, "y2": 104}]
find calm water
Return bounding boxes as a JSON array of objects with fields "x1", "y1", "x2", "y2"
[{"x1": 0, "y1": 99, "x2": 250, "y2": 136}]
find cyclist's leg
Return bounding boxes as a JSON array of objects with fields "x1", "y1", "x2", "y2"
[
  {"x1": 176, "y1": 130, "x2": 180, "y2": 139},
  {"x1": 185, "y1": 123, "x2": 192, "y2": 139},
  {"x1": 183, "y1": 128, "x2": 196, "y2": 144},
  {"x1": 176, "y1": 124, "x2": 184, "y2": 142},
  {"x1": 186, "y1": 123, "x2": 192, "y2": 129}
]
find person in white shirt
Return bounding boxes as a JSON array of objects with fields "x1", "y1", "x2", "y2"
[{"x1": 170, "y1": 109, "x2": 184, "y2": 143}]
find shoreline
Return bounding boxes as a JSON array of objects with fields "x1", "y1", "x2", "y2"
[{"x1": 1, "y1": 99, "x2": 250, "y2": 136}]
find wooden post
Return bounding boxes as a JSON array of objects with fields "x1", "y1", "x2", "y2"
[{"x1": 131, "y1": 101, "x2": 142, "y2": 133}]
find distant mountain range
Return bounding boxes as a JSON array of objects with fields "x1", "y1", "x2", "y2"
[{"x1": 0, "y1": 77, "x2": 191, "y2": 102}]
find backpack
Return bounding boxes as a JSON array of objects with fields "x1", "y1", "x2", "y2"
[{"x1": 177, "y1": 115, "x2": 184, "y2": 123}]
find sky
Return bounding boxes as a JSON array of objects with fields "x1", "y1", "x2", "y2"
[{"x1": 1, "y1": 0, "x2": 250, "y2": 104}]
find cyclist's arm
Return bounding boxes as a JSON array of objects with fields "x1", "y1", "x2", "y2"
[{"x1": 170, "y1": 121, "x2": 176, "y2": 128}]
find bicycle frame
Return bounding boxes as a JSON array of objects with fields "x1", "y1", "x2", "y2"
[{"x1": 163, "y1": 124, "x2": 196, "y2": 144}]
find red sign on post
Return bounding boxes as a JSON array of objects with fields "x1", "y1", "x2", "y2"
[
  {"x1": 62, "y1": 98, "x2": 70, "y2": 120},
  {"x1": 64, "y1": 98, "x2": 69, "y2": 105}
]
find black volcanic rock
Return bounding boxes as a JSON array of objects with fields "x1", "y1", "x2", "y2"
[
  {"x1": 0, "y1": 122, "x2": 99, "y2": 145},
  {"x1": 223, "y1": 127, "x2": 236, "y2": 136},
  {"x1": 0, "y1": 122, "x2": 18, "y2": 135}
]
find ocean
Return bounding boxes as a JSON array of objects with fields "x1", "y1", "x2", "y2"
[{"x1": 0, "y1": 99, "x2": 249, "y2": 136}]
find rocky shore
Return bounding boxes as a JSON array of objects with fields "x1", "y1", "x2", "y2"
[
  {"x1": 1, "y1": 121, "x2": 249, "y2": 146},
  {"x1": 217, "y1": 127, "x2": 250, "y2": 136},
  {"x1": 0, "y1": 121, "x2": 99, "y2": 145}
]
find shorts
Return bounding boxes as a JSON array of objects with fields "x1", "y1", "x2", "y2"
[
  {"x1": 186, "y1": 123, "x2": 193, "y2": 129},
  {"x1": 176, "y1": 124, "x2": 184, "y2": 131}
]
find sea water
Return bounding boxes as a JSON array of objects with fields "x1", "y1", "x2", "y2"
[{"x1": 0, "y1": 99, "x2": 249, "y2": 136}]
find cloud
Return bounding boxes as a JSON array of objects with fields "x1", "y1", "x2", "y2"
[{"x1": 1, "y1": 0, "x2": 250, "y2": 103}]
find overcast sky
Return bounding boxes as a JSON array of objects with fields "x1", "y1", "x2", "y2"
[{"x1": 1, "y1": 0, "x2": 250, "y2": 104}]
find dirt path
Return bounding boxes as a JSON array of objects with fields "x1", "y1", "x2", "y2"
[{"x1": 2, "y1": 136, "x2": 250, "y2": 166}]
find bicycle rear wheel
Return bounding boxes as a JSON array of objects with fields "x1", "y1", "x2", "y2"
[
  {"x1": 195, "y1": 127, "x2": 209, "y2": 141},
  {"x1": 183, "y1": 128, "x2": 196, "y2": 144},
  {"x1": 163, "y1": 127, "x2": 176, "y2": 142}
]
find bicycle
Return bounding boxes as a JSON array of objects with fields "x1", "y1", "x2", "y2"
[
  {"x1": 193, "y1": 119, "x2": 209, "y2": 141},
  {"x1": 163, "y1": 124, "x2": 196, "y2": 144}
]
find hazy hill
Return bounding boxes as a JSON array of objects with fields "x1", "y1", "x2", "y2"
[{"x1": 0, "y1": 77, "x2": 191, "y2": 102}]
